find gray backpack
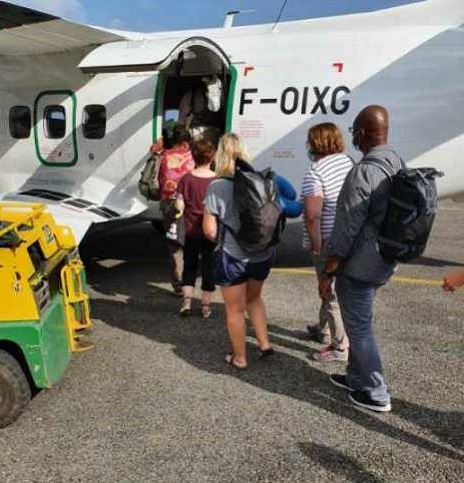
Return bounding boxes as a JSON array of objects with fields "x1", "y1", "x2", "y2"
[
  {"x1": 138, "y1": 152, "x2": 162, "y2": 201},
  {"x1": 365, "y1": 156, "x2": 443, "y2": 263}
]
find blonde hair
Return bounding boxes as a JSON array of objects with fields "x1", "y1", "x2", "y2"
[
  {"x1": 215, "y1": 133, "x2": 250, "y2": 177},
  {"x1": 307, "y1": 122, "x2": 345, "y2": 156}
]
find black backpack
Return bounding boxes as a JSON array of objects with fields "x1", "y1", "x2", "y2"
[
  {"x1": 138, "y1": 152, "x2": 162, "y2": 201},
  {"x1": 366, "y1": 157, "x2": 443, "y2": 263},
  {"x1": 226, "y1": 159, "x2": 286, "y2": 252}
]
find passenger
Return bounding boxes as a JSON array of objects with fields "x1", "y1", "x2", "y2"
[
  {"x1": 179, "y1": 79, "x2": 222, "y2": 146},
  {"x1": 157, "y1": 123, "x2": 195, "y2": 294},
  {"x1": 176, "y1": 141, "x2": 217, "y2": 318},
  {"x1": 443, "y1": 269, "x2": 464, "y2": 291},
  {"x1": 320, "y1": 105, "x2": 404, "y2": 413},
  {"x1": 203, "y1": 133, "x2": 274, "y2": 370},
  {"x1": 302, "y1": 122, "x2": 353, "y2": 362}
]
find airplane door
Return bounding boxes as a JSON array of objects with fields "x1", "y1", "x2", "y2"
[{"x1": 34, "y1": 90, "x2": 78, "y2": 166}]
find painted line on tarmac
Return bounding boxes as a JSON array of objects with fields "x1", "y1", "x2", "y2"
[{"x1": 271, "y1": 268, "x2": 442, "y2": 286}]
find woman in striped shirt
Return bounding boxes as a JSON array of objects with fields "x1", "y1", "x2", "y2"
[{"x1": 302, "y1": 123, "x2": 353, "y2": 362}]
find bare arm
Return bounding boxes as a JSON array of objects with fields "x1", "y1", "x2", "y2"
[
  {"x1": 304, "y1": 193, "x2": 323, "y2": 254},
  {"x1": 203, "y1": 209, "x2": 218, "y2": 242}
]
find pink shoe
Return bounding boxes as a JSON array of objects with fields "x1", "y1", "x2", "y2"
[{"x1": 312, "y1": 346, "x2": 348, "y2": 362}]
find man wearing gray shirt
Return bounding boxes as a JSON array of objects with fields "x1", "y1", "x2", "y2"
[{"x1": 320, "y1": 105, "x2": 404, "y2": 413}]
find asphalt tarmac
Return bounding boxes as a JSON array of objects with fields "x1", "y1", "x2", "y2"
[{"x1": 0, "y1": 203, "x2": 463, "y2": 482}]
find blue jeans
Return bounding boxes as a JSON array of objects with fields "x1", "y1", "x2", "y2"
[{"x1": 335, "y1": 275, "x2": 390, "y2": 404}]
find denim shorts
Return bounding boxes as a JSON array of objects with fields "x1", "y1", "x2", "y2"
[{"x1": 215, "y1": 249, "x2": 272, "y2": 287}]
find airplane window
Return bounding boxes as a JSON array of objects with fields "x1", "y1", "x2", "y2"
[
  {"x1": 83, "y1": 105, "x2": 106, "y2": 139},
  {"x1": 44, "y1": 105, "x2": 66, "y2": 139},
  {"x1": 9, "y1": 106, "x2": 31, "y2": 139}
]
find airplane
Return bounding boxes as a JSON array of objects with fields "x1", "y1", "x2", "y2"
[{"x1": 0, "y1": 0, "x2": 463, "y2": 242}]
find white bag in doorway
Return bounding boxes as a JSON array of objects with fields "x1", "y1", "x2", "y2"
[{"x1": 202, "y1": 75, "x2": 222, "y2": 113}]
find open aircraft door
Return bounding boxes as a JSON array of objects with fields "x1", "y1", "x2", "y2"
[
  {"x1": 78, "y1": 37, "x2": 230, "y2": 74},
  {"x1": 79, "y1": 37, "x2": 235, "y2": 140}
]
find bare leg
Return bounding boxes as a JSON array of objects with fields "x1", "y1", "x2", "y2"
[
  {"x1": 168, "y1": 241, "x2": 183, "y2": 293},
  {"x1": 201, "y1": 291, "x2": 212, "y2": 304},
  {"x1": 201, "y1": 291, "x2": 213, "y2": 318},
  {"x1": 182, "y1": 285, "x2": 194, "y2": 306},
  {"x1": 221, "y1": 283, "x2": 248, "y2": 367},
  {"x1": 246, "y1": 279, "x2": 271, "y2": 351}
]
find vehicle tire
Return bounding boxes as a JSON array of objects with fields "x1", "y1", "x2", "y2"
[{"x1": 0, "y1": 350, "x2": 32, "y2": 428}]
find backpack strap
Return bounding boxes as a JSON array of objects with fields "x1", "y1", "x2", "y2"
[
  {"x1": 347, "y1": 155, "x2": 356, "y2": 166},
  {"x1": 363, "y1": 147, "x2": 406, "y2": 177},
  {"x1": 216, "y1": 176, "x2": 236, "y2": 249},
  {"x1": 362, "y1": 156, "x2": 396, "y2": 179}
]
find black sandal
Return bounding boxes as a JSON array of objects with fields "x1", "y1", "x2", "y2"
[
  {"x1": 258, "y1": 347, "x2": 275, "y2": 358},
  {"x1": 225, "y1": 353, "x2": 247, "y2": 370}
]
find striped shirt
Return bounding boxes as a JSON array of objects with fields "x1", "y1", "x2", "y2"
[{"x1": 301, "y1": 153, "x2": 354, "y2": 247}]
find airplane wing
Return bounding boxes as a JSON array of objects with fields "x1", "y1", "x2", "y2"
[{"x1": 0, "y1": 1, "x2": 128, "y2": 55}]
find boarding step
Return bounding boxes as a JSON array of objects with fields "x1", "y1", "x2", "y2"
[
  {"x1": 73, "y1": 337, "x2": 94, "y2": 352},
  {"x1": 61, "y1": 261, "x2": 93, "y2": 352}
]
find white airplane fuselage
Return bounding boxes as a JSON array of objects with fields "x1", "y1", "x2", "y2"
[{"x1": 1, "y1": 0, "x2": 463, "y2": 240}]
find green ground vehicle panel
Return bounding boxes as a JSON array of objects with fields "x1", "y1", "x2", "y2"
[{"x1": 0, "y1": 294, "x2": 71, "y2": 388}]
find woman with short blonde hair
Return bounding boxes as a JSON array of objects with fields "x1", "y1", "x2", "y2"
[{"x1": 203, "y1": 133, "x2": 274, "y2": 370}]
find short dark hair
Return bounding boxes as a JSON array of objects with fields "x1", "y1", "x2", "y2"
[
  {"x1": 193, "y1": 141, "x2": 216, "y2": 166},
  {"x1": 172, "y1": 123, "x2": 191, "y2": 145}
]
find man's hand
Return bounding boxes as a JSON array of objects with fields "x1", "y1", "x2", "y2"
[
  {"x1": 319, "y1": 274, "x2": 334, "y2": 300},
  {"x1": 442, "y1": 269, "x2": 464, "y2": 292}
]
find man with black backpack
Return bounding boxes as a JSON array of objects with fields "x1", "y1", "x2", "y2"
[{"x1": 319, "y1": 105, "x2": 404, "y2": 413}]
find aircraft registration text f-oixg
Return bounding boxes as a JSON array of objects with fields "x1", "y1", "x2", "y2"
[{"x1": 239, "y1": 86, "x2": 351, "y2": 116}]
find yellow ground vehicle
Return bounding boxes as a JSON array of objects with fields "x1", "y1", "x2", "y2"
[{"x1": 0, "y1": 203, "x2": 92, "y2": 427}]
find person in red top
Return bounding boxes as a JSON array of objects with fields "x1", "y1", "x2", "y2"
[
  {"x1": 156, "y1": 124, "x2": 195, "y2": 294},
  {"x1": 176, "y1": 141, "x2": 217, "y2": 318},
  {"x1": 158, "y1": 125, "x2": 195, "y2": 201}
]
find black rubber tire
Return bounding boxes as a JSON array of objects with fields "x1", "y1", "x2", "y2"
[{"x1": 0, "y1": 350, "x2": 32, "y2": 428}]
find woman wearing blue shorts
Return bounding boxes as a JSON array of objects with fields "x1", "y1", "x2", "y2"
[{"x1": 203, "y1": 133, "x2": 274, "y2": 370}]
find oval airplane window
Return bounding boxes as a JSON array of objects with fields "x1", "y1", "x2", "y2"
[
  {"x1": 44, "y1": 105, "x2": 66, "y2": 139},
  {"x1": 9, "y1": 106, "x2": 31, "y2": 139},
  {"x1": 34, "y1": 90, "x2": 78, "y2": 167},
  {"x1": 83, "y1": 104, "x2": 106, "y2": 139}
]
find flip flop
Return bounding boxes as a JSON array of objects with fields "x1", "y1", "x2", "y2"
[
  {"x1": 225, "y1": 353, "x2": 247, "y2": 370},
  {"x1": 258, "y1": 347, "x2": 275, "y2": 359}
]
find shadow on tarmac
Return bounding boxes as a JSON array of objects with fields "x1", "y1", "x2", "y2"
[
  {"x1": 81, "y1": 219, "x2": 464, "y2": 270},
  {"x1": 298, "y1": 442, "x2": 387, "y2": 483},
  {"x1": 85, "y1": 254, "x2": 464, "y2": 464}
]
